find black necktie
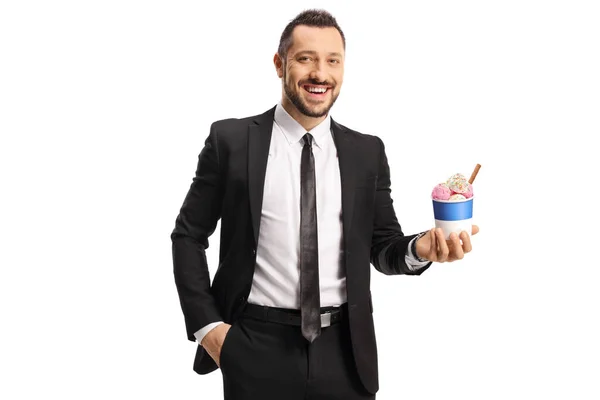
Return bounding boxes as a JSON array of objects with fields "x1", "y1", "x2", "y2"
[{"x1": 300, "y1": 133, "x2": 321, "y2": 342}]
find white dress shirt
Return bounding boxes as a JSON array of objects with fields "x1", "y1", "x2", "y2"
[{"x1": 194, "y1": 103, "x2": 429, "y2": 343}]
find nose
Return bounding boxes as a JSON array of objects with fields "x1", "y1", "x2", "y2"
[{"x1": 308, "y1": 60, "x2": 327, "y2": 83}]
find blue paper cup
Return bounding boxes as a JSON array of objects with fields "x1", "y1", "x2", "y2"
[{"x1": 432, "y1": 197, "x2": 473, "y2": 240}]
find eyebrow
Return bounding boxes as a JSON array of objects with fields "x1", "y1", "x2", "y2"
[{"x1": 295, "y1": 50, "x2": 343, "y2": 58}]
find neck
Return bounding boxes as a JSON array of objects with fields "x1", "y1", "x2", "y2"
[{"x1": 281, "y1": 97, "x2": 327, "y2": 132}]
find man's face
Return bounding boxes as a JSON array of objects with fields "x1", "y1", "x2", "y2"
[{"x1": 276, "y1": 25, "x2": 345, "y2": 118}]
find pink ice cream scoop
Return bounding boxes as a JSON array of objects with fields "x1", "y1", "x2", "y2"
[{"x1": 431, "y1": 183, "x2": 452, "y2": 200}]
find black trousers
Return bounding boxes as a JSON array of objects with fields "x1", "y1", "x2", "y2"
[{"x1": 219, "y1": 306, "x2": 376, "y2": 400}]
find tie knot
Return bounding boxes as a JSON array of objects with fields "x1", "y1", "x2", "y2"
[{"x1": 303, "y1": 133, "x2": 313, "y2": 147}]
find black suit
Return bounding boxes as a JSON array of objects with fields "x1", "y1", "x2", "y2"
[{"x1": 171, "y1": 106, "x2": 430, "y2": 395}]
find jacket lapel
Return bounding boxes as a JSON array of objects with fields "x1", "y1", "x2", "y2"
[
  {"x1": 248, "y1": 106, "x2": 276, "y2": 246},
  {"x1": 331, "y1": 118, "x2": 357, "y2": 248}
]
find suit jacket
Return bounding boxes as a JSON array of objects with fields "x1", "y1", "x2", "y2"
[{"x1": 171, "y1": 106, "x2": 430, "y2": 394}]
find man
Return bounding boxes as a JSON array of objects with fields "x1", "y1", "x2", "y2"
[{"x1": 171, "y1": 9, "x2": 478, "y2": 400}]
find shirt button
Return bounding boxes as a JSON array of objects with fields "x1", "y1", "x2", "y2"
[{"x1": 252, "y1": 249, "x2": 256, "y2": 255}]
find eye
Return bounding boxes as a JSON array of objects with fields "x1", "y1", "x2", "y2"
[
  {"x1": 298, "y1": 56, "x2": 312, "y2": 62},
  {"x1": 329, "y1": 59, "x2": 340, "y2": 64}
]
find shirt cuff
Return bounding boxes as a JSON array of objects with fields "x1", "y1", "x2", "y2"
[
  {"x1": 405, "y1": 234, "x2": 430, "y2": 271},
  {"x1": 194, "y1": 321, "x2": 224, "y2": 344}
]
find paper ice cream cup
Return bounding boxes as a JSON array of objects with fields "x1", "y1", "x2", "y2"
[{"x1": 432, "y1": 196, "x2": 473, "y2": 240}]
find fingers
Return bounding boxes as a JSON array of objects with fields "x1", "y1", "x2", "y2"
[
  {"x1": 428, "y1": 227, "x2": 475, "y2": 263},
  {"x1": 427, "y1": 228, "x2": 448, "y2": 261},
  {"x1": 460, "y1": 231, "x2": 473, "y2": 253},
  {"x1": 435, "y1": 228, "x2": 449, "y2": 261},
  {"x1": 428, "y1": 228, "x2": 437, "y2": 260},
  {"x1": 448, "y1": 232, "x2": 464, "y2": 261}
]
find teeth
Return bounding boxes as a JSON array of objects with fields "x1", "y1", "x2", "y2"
[{"x1": 306, "y1": 86, "x2": 327, "y2": 93}]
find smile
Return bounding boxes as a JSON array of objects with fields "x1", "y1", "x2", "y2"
[{"x1": 303, "y1": 85, "x2": 330, "y2": 95}]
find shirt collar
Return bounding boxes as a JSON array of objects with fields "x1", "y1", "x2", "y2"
[{"x1": 274, "y1": 102, "x2": 331, "y2": 149}]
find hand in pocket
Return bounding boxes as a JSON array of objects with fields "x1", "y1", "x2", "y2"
[{"x1": 201, "y1": 323, "x2": 232, "y2": 367}]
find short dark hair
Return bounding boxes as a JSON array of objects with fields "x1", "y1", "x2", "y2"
[{"x1": 277, "y1": 9, "x2": 346, "y2": 60}]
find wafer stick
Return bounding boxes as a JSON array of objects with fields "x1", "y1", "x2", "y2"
[{"x1": 468, "y1": 164, "x2": 481, "y2": 184}]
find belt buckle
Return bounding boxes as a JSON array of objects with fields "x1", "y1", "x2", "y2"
[{"x1": 320, "y1": 312, "x2": 331, "y2": 327}]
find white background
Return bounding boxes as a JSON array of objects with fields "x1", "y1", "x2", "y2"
[{"x1": 1, "y1": 0, "x2": 599, "y2": 399}]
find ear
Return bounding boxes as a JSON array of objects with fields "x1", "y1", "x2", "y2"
[{"x1": 273, "y1": 53, "x2": 284, "y2": 79}]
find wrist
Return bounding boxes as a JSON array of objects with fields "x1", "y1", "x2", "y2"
[
  {"x1": 412, "y1": 232, "x2": 429, "y2": 262},
  {"x1": 200, "y1": 325, "x2": 220, "y2": 347}
]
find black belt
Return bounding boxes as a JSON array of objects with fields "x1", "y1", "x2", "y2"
[{"x1": 243, "y1": 303, "x2": 346, "y2": 328}]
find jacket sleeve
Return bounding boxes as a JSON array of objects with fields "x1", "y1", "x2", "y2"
[
  {"x1": 171, "y1": 123, "x2": 224, "y2": 341},
  {"x1": 370, "y1": 136, "x2": 432, "y2": 275}
]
